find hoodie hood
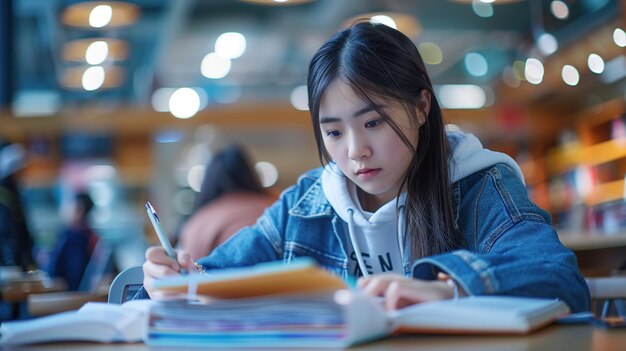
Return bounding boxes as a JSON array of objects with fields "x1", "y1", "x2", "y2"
[
  {"x1": 322, "y1": 126, "x2": 525, "y2": 222},
  {"x1": 320, "y1": 126, "x2": 525, "y2": 278},
  {"x1": 321, "y1": 163, "x2": 403, "y2": 226},
  {"x1": 447, "y1": 124, "x2": 525, "y2": 184}
]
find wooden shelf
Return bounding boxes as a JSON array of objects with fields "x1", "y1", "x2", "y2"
[
  {"x1": 544, "y1": 138, "x2": 626, "y2": 174},
  {"x1": 582, "y1": 139, "x2": 626, "y2": 167},
  {"x1": 585, "y1": 180, "x2": 624, "y2": 206},
  {"x1": 545, "y1": 142, "x2": 582, "y2": 175}
]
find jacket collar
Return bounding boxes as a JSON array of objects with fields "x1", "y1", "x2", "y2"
[{"x1": 288, "y1": 177, "x2": 334, "y2": 218}]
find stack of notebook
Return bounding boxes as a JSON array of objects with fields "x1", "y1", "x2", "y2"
[{"x1": 147, "y1": 292, "x2": 385, "y2": 348}]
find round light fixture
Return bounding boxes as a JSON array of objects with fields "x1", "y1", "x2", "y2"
[
  {"x1": 60, "y1": 65, "x2": 124, "y2": 90},
  {"x1": 62, "y1": 38, "x2": 128, "y2": 63},
  {"x1": 62, "y1": 1, "x2": 140, "y2": 28}
]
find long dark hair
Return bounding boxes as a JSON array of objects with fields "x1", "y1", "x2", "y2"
[
  {"x1": 307, "y1": 22, "x2": 461, "y2": 259},
  {"x1": 194, "y1": 144, "x2": 265, "y2": 211}
]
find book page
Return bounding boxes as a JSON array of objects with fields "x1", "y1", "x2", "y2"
[
  {"x1": 387, "y1": 296, "x2": 570, "y2": 334},
  {"x1": 0, "y1": 300, "x2": 153, "y2": 345}
]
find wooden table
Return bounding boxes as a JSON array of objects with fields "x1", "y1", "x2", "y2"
[
  {"x1": 1, "y1": 277, "x2": 68, "y2": 319},
  {"x1": 1, "y1": 278, "x2": 67, "y2": 303},
  {"x1": 27, "y1": 290, "x2": 108, "y2": 316},
  {"x1": 1, "y1": 324, "x2": 625, "y2": 351}
]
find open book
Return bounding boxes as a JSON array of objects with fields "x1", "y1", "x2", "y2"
[
  {"x1": 146, "y1": 258, "x2": 571, "y2": 348},
  {"x1": 0, "y1": 299, "x2": 153, "y2": 345}
]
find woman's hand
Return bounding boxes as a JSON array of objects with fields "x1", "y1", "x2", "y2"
[
  {"x1": 142, "y1": 246, "x2": 194, "y2": 299},
  {"x1": 357, "y1": 273, "x2": 456, "y2": 310}
]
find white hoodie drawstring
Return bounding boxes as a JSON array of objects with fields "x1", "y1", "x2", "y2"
[
  {"x1": 347, "y1": 208, "x2": 370, "y2": 278},
  {"x1": 347, "y1": 206, "x2": 406, "y2": 278},
  {"x1": 396, "y1": 204, "x2": 405, "y2": 268}
]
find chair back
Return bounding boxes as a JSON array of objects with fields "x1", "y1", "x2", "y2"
[{"x1": 108, "y1": 266, "x2": 144, "y2": 304}]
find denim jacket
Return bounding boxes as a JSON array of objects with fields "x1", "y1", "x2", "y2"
[
  {"x1": 190, "y1": 163, "x2": 590, "y2": 312},
  {"x1": 134, "y1": 163, "x2": 589, "y2": 312}
]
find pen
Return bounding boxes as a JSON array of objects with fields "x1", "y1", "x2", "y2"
[{"x1": 145, "y1": 201, "x2": 187, "y2": 274}]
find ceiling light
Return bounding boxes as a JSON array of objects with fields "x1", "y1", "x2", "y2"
[
  {"x1": 89, "y1": 5, "x2": 112, "y2": 28},
  {"x1": 537, "y1": 33, "x2": 558, "y2": 56},
  {"x1": 63, "y1": 38, "x2": 128, "y2": 63},
  {"x1": 561, "y1": 65, "x2": 580, "y2": 86},
  {"x1": 82, "y1": 66, "x2": 105, "y2": 91},
  {"x1": 464, "y1": 52, "x2": 488, "y2": 77},
  {"x1": 169, "y1": 87, "x2": 201, "y2": 119},
  {"x1": 201, "y1": 53, "x2": 232, "y2": 79},
  {"x1": 550, "y1": 0, "x2": 569, "y2": 19},
  {"x1": 342, "y1": 13, "x2": 421, "y2": 38},
  {"x1": 215, "y1": 32, "x2": 247, "y2": 59},
  {"x1": 437, "y1": 85, "x2": 486, "y2": 109},
  {"x1": 512, "y1": 60, "x2": 526, "y2": 80},
  {"x1": 588, "y1": 53, "x2": 605, "y2": 74},
  {"x1": 12, "y1": 90, "x2": 61, "y2": 117},
  {"x1": 290, "y1": 85, "x2": 308, "y2": 111},
  {"x1": 418, "y1": 42, "x2": 443, "y2": 65},
  {"x1": 255, "y1": 161, "x2": 279, "y2": 188},
  {"x1": 524, "y1": 58, "x2": 544, "y2": 85},
  {"x1": 472, "y1": 1, "x2": 493, "y2": 17},
  {"x1": 370, "y1": 15, "x2": 397, "y2": 29},
  {"x1": 61, "y1": 65, "x2": 124, "y2": 90},
  {"x1": 62, "y1": 1, "x2": 140, "y2": 28},
  {"x1": 85, "y1": 41, "x2": 108, "y2": 65},
  {"x1": 614, "y1": 28, "x2": 626, "y2": 47}
]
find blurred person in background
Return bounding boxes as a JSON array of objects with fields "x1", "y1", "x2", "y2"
[
  {"x1": 177, "y1": 144, "x2": 276, "y2": 260},
  {"x1": 0, "y1": 141, "x2": 36, "y2": 271},
  {"x1": 46, "y1": 191, "x2": 98, "y2": 291}
]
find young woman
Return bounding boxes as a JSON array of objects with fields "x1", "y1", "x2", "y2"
[
  {"x1": 142, "y1": 22, "x2": 590, "y2": 312},
  {"x1": 177, "y1": 144, "x2": 275, "y2": 260}
]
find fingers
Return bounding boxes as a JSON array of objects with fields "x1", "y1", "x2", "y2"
[
  {"x1": 145, "y1": 246, "x2": 178, "y2": 270},
  {"x1": 143, "y1": 246, "x2": 192, "y2": 298},
  {"x1": 358, "y1": 273, "x2": 403, "y2": 297},
  {"x1": 358, "y1": 274, "x2": 454, "y2": 310},
  {"x1": 385, "y1": 280, "x2": 429, "y2": 310},
  {"x1": 144, "y1": 258, "x2": 180, "y2": 278},
  {"x1": 177, "y1": 250, "x2": 193, "y2": 272}
]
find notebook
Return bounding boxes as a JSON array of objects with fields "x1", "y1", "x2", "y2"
[{"x1": 0, "y1": 299, "x2": 153, "y2": 345}]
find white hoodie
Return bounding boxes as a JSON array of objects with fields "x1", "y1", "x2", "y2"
[{"x1": 321, "y1": 126, "x2": 524, "y2": 278}]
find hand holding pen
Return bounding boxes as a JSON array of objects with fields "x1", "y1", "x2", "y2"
[
  {"x1": 143, "y1": 202, "x2": 195, "y2": 298},
  {"x1": 145, "y1": 201, "x2": 188, "y2": 274}
]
